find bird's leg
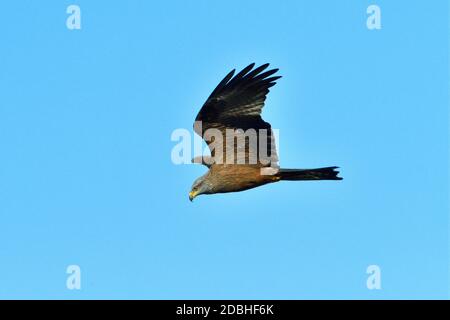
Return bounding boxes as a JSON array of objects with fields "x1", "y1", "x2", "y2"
[{"x1": 191, "y1": 156, "x2": 214, "y2": 168}]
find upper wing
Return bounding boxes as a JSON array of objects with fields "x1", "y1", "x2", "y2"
[{"x1": 194, "y1": 63, "x2": 281, "y2": 167}]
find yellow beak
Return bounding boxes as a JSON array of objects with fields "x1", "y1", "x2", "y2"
[{"x1": 189, "y1": 190, "x2": 198, "y2": 202}]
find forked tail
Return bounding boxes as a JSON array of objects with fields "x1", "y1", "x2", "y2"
[{"x1": 277, "y1": 166, "x2": 343, "y2": 181}]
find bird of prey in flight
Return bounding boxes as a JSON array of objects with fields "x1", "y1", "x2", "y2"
[{"x1": 189, "y1": 63, "x2": 342, "y2": 201}]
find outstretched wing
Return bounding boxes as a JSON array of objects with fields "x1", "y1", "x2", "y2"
[{"x1": 194, "y1": 63, "x2": 281, "y2": 167}]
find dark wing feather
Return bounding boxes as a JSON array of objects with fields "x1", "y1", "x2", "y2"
[{"x1": 194, "y1": 63, "x2": 281, "y2": 167}]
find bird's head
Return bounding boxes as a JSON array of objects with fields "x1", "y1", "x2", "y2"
[{"x1": 189, "y1": 175, "x2": 212, "y2": 201}]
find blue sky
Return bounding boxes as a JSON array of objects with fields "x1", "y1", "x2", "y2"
[{"x1": 0, "y1": 1, "x2": 448, "y2": 299}]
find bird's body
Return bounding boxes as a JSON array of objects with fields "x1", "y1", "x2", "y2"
[
  {"x1": 189, "y1": 63, "x2": 342, "y2": 201},
  {"x1": 203, "y1": 164, "x2": 277, "y2": 194}
]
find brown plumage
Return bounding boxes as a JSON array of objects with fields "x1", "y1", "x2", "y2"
[{"x1": 189, "y1": 63, "x2": 342, "y2": 201}]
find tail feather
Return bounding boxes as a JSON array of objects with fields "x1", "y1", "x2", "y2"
[{"x1": 277, "y1": 166, "x2": 343, "y2": 181}]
